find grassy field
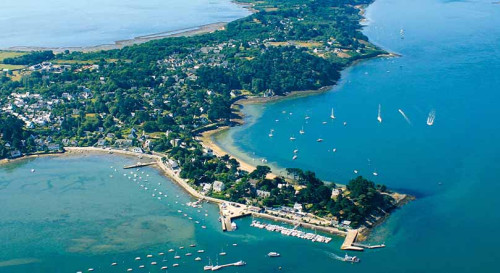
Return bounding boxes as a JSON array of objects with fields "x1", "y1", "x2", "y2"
[
  {"x1": 0, "y1": 51, "x2": 27, "y2": 62},
  {"x1": 0, "y1": 64, "x2": 25, "y2": 70}
]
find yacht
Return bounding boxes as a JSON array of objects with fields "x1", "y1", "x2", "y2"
[
  {"x1": 135, "y1": 257, "x2": 141, "y2": 261},
  {"x1": 317, "y1": 138, "x2": 323, "y2": 142},
  {"x1": 343, "y1": 121, "x2": 347, "y2": 126},
  {"x1": 204, "y1": 258, "x2": 214, "y2": 270},
  {"x1": 322, "y1": 121, "x2": 327, "y2": 124},
  {"x1": 343, "y1": 253, "x2": 360, "y2": 263},
  {"x1": 174, "y1": 253, "x2": 180, "y2": 259},
  {"x1": 293, "y1": 149, "x2": 299, "y2": 154},
  {"x1": 147, "y1": 254, "x2": 153, "y2": 258},
  {"x1": 168, "y1": 249, "x2": 175, "y2": 252},
  {"x1": 190, "y1": 244, "x2": 196, "y2": 247},
  {"x1": 267, "y1": 252, "x2": 281, "y2": 257},
  {"x1": 332, "y1": 148, "x2": 337, "y2": 152},
  {"x1": 198, "y1": 250, "x2": 205, "y2": 253},
  {"x1": 151, "y1": 262, "x2": 157, "y2": 265},
  {"x1": 373, "y1": 172, "x2": 378, "y2": 176},
  {"x1": 354, "y1": 170, "x2": 358, "y2": 174},
  {"x1": 161, "y1": 266, "x2": 168, "y2": 270},
  {"x1": 195, "y1": 257, "x2": 202, "y2": 261},
  {"x1": 127, "y1": 269, "x2": 133, "y2": 272},
  {"x1": 219, "y1": 248, "x2": 227, "y2": 256},
  {"x1": 173, "y1": 264, "x2": 179, "y2": 267},
  {"x1": 292, "y1": 155, "x2": 298, "y2": 160},
  {"x1": 186, "y1": 253, "x2": 192, "y2": 256},
  {"x1": 111, "y1": 262, "x2": 117, "y2": 266},
  {"x1": 330, "y1": 108, "x2": 335, "y2": 119},
  {"x1": 305, "y1": 115, "x2": 310, "y2": 120},
  {"x1": 290, "y1": 135, "x2": 296, "y2": 141}
]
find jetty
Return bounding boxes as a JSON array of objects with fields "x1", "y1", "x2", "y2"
[
  {"x1": 219, "y1": 202, "x2": 251, "y2": 231},
  {"x1": 341, "y1": 230, "x2": 363, "y2": 251},
  {"x1": 123, "y1": 162, "x2": 157, "y2": 169}
]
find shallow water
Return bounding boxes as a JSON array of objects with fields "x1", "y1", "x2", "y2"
[
  {"x1": 0, "y1": 0, "x2": 250, "y2": 48},
  {"x1": 215, "y1": 0, "x2": 500, "y2": 271}
]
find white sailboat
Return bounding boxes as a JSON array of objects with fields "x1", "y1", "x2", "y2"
[
  {"x1": 427, "y1": 110, "x2": 436, "y2": 126},
  {"x1": 377, "y1": 104, "x2": 382, "y2": 123},
  {"x1": 299, "y1": 126, "x2": 305, "y2": 135},
  {"x1": 268, "y1": 129, "x2": 274, "y2": 137},
  {"x1": 290, "y1": 135, "x2": 296, "y2": 141},
  {"x1": 330, "y1": 108, "x2": 335, "y2": 119}
]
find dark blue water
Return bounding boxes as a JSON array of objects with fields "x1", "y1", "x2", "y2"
[{"x1": 215, "y1": 0, "x2": 500, "y2": 271}]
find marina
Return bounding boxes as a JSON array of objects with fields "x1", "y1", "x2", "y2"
[{"x1": 250, "y1": 220, "x2": 333, "y2": 244}]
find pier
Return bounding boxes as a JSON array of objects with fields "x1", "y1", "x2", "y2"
[
  {"x1": 219, "y1": 203, "x2": 251, "y2": 232},
  {"x1": 123, "y1": 162, "x2": 157, "y2": 169},
  {"x1": 340, "y1": 230, "x2": 364, "y2": 251}
]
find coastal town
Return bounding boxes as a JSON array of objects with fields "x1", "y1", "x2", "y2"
[{"x1": 0, "y1": 0, "x2": 408, "y2": 249}]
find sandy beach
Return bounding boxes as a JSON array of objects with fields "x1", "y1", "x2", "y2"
[{"x1": 5, "y1": 22, "x2": 228, "y2": 53}]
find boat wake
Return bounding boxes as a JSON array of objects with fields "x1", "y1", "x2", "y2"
[
  {"x1": 398, "y1": 109, "x2": 412, "y2": 125},
  {"x1": 427, "y1": 109, "x2": 436, "y2": 126},
  {"x1": 326, "y1": 252, "x2": 345, "y2": 261}
]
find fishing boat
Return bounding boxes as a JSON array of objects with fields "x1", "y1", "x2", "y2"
[
  {"x1": 299, "y1": 126, "x2": 305, "y2": 134},
  {"x1": 267, "y1": 252, "x2": 281, "y2": 257},
  {"x1": 343, "y1": 253, "x2": 360, "y2": 263},
  {"x1": 377, "y1": 104, "x2": 382, "y2": 123},
  {"x1": 427, "y1": 109, "x2": 436, "y2": 126},
  {"x1": 330, "y1": 108, "x2": 335, "y2": 119}
]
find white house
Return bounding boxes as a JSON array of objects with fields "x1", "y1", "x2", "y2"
[{"x1": 213, "y1": 181, "x2": 225, "y2": 192}]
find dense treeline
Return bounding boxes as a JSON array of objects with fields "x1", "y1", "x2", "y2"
[{"x1": 3, "y1": 51, "x2": 55, "y2": 65}]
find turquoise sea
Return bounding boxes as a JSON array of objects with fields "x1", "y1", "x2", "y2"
[
  {"x1": 0, "y1": 0, "x2": 250, "y2": 48},
  {"x1": 215, "y1": 0, "x2": 500, "y2": 271},
  {"x1": 1, "y1": 0, "x2": 500, "y2": 272}
]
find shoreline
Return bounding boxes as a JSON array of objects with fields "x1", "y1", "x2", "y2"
[
  {"x1": 1, "y1": 0, "x2": 257, "y2": 53},
  {"x1": 197, "y1": 52, "x2": 399, "y2": 179},
  {"x1": 3, "y1": 22, "x2": 229, "y2": 53},
  {"x1": 4, "y1": 147, "x2": 349, "y2": 237}
]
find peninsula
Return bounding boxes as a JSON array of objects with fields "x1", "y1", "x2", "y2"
[{"x1": 0, "y1": 0, "x2": 409, "y2": 241}]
